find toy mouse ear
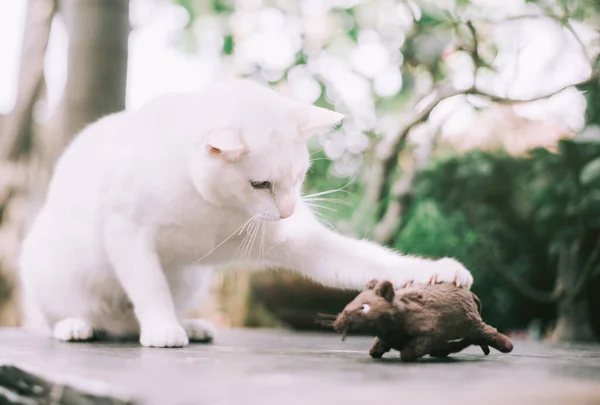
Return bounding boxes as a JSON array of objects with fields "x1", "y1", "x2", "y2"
[
  {"x1": 375, "y1": 280, "x2": 395, "y2": 302},
  {"x1": 365, "y1": 279, "x2": 379, "y2": 290}
]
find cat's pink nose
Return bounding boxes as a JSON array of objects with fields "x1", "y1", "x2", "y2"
[
  {"x1": 279, "y1": 207, "x2": 294, "y2": 219},
  {"x1": 278, "y1": 200, "x2": 295, "y2": 219}
]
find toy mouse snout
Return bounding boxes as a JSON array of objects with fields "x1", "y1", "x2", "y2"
[{"x1": 332, "y1": 314, "x2": 351, "y2": 341}]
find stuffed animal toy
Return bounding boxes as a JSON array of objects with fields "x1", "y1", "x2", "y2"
[{"x1": 320, "y1": 279, "x2": 513, "y2": 362}]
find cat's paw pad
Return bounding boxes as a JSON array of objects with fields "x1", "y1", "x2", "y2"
[
  {"x1": 140, "y1": 322, "x2": 189, "y2": 348},
  {"x1": 182, "y1": 319, "x2": 217, "y2": 343},
  {"x1": 53, "y1": 318, "x2": 94, "y2": 341},
  {"x1": 434, "y1": 258, "x2": 473, "y2": 288}
]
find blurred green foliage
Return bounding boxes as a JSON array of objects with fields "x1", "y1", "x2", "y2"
[
  {"x1": 394, "y1": 151, "x2": 549, "y2": 331},
  {"x1": 395, "y1": 136, "x2": 600, "y2": 332}
]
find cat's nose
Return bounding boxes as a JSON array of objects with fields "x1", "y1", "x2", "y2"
[
  {"x1": 278, "y1": 197, "x2": 295, "y2": 219},
  {"x1": 279, "y1": 205, "x2": 294, "y2": 219}
]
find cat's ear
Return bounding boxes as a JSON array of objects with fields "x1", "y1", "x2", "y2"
[
  {"x1": 290, "y1": 100, "x2": 345, "y2": 138},
  {"x1": 205, "y1": 129, "x2": 247, "y2": 161}
]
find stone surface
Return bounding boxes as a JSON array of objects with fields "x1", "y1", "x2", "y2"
[{"x1": 0, "y1": 328, "x2": 599, "y2": 405}]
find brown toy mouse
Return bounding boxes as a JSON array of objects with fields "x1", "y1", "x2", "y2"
[{"x1": 322, "y1": 279, "x2": 513, "y2": 362}]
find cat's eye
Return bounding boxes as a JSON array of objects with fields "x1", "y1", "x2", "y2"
[
  {"x1": 250, "y1": 180, "x2": 272, "y2": 190},
  {"x1": 361, "y1": 304, "x2": 371, "y2": 313}
]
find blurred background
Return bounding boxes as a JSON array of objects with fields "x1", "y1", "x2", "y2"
[{"x1": 0, "y1": 0, "x2": 599, "y2": 343}]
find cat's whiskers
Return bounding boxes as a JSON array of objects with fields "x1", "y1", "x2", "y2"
[
  {"x1": 236, "y1": 219, "x2": 257, "y2": 260},
  {"x1": 304, "y1": 202, "x2": 337, "y2": 212},
  {"x1": 245, "y1": 220, "x2": 261, "y2": 259},
  {"x1": 309, "y1": 157, "x2": 330, "y2": 163},
  {"x1": 302, "y1": 197, "x2": 352, "y2": 207},
  {"x1": 229, "y1": 215, "x2": 269, "y2": 262},
  {"x1": 309, "y1": 148, "x2": 324, "y2": 157},
  {"x1": 301, "y1": 176, "x2": 356, "y2": 200},
  {"x1": 258, "y1": 220, "x2": 267, "y2": 261},
  {"x1": 194, "y1": 215, "x2": 257, "y2": 263},
  {"x1": 302, "y1": 188, "x2": 350, "y2": 199},
  {"x1": 305, "y1": 205, "x2": 337, "y2": 230},
  {"x1": 302, "y1": 181, "x2": 358, "y2": 231}
]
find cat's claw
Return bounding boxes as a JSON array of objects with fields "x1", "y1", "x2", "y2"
[
  {"x1": 182, "y1": 318, "x2": 217, "y2": 343},
  {"x1": 140, "y1": 321, "x2": 189, "y2": 348},
  {"x1": 53, "y1": 318, "x2": 94, "y2": 341},
  {"x1": 405, "y1": 258, "x2": 473, "y2": 289},
  {"x1": 434, "y1": 258, "x2": 473, "y2": 288}
]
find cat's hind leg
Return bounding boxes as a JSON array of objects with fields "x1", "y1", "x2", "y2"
[
  {"x1": 53, "y1": 318, "x2": 95, "y2": 341},
  {"x1": 182, "y1": 319, "x2": 216, "y2": 343}
]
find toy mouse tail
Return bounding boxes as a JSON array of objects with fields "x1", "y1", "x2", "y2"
[{"x1": 481, "y1": 324, "x2": 514, "y2": 353}]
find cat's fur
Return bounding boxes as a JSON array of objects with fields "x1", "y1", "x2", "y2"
[{"x1": 19, "y1": 79, "x2": 473, "y2": 347}]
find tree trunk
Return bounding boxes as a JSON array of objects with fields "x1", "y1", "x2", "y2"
[
  {"x1": 19, "y1": 0, "x2": 130, "y2": 327},
  {"x1": 0, "y1": 0, "x2": 57, "y2": 327},
  {"x1": 551, "y1": 295, "x2": 596, "y2": 342},
  {"x1": 550, "y1": 243, "x2": 598, "y2": 342},
  {"x1": 0, "y1": 0, "x2": 55, "y2": 160},
  {"x1": 56, "y1": 0, "x2": 130, "y2": 149},
  {"x1": 26, "y1": 0, "x2": 130, "y2": 214}
]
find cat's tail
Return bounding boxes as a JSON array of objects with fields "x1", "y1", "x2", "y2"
[
  {"x1": 18, "y1": 284, "x2": 50, "y2": 332},
  {"x1": 18, "y1": 232, "x2": 51, "y2": 333}
]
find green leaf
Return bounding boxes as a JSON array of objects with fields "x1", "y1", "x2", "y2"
[
  {"x1": 580, "y1": 157, "x2": 600, "y2": 185},
  {"x1": 213, "y1": 0, "x2": 234, "y2": 13},
  {"x1": 222, "y1": 35, "x2": 234, "y2": 55}
]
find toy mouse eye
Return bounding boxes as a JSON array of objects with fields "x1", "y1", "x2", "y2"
[{"x1": 361, "y1": 304, "x2": 371, "y2": 313}]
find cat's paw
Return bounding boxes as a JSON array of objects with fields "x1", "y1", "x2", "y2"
[
  {"x1": 432, "y1": 258, "x2": 473, "y2": 288},
  {"x1": 182, "y1": 318, "x2": 217, "y2": 343},
  {"x1": 140, "y1": 321, "x2": 189, "y2": 348},
  {"x1": 53, "y1": 318, "x2": 94, "y2": 341}
]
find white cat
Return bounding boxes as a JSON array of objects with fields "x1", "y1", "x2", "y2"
[{"x1": 19, "y1": 79, "x2": 473, "y2": 347}]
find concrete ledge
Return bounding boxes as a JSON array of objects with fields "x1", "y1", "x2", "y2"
[{"x1": 0, "y1": 328, "x2": 599, "y2": 405}]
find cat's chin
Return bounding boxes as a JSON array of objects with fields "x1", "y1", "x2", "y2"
[{"x1": 255, "y1": 214, "x2": 280, "y2": 222}]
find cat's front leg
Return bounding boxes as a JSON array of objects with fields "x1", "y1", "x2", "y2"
[
  {"x1": 104, "y1": 215, "x2": 188, "y2": 348},
  {"x1": 267, "y1": 203, "x2": 473, "y2": 291}
]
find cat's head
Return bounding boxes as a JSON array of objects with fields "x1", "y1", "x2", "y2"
[{"x1": 180, "y1": 79, "x2": 344, "y2": 221}]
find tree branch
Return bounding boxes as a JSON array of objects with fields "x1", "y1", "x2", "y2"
[
  {"x1": 373, "y1": 122, "x2": 442, "y2": 244},
  {"x1": 468, "y1": 74, "x2": 599, "y2": 104},
  {"x1": 360, "y1": 10, "x2": 599, "y2": 241},
  {"x1": 464, "y1": 14, "x2": 599, "y2": 104},
  {"x1": 498, "y1": 269, "x2": 563, "y2": 303},
  {"x1": 488, "y1": 255, "x2": 563, "y2": 303},
  {"x1": 362, "y1": 83, "x2": 466, "y2": 212},
  {"x1": 574, "y1": 238, "x2": 600, "y2": 297},
  {"x1": 0, "y1": 0, "x2": 56, "y2": 161},
  {"x1": 363, "y1": 71, "x2": 597, "y2": 228},
  {"x1": 465, "y1": 20, "x2": 483, "y2": 68}
]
